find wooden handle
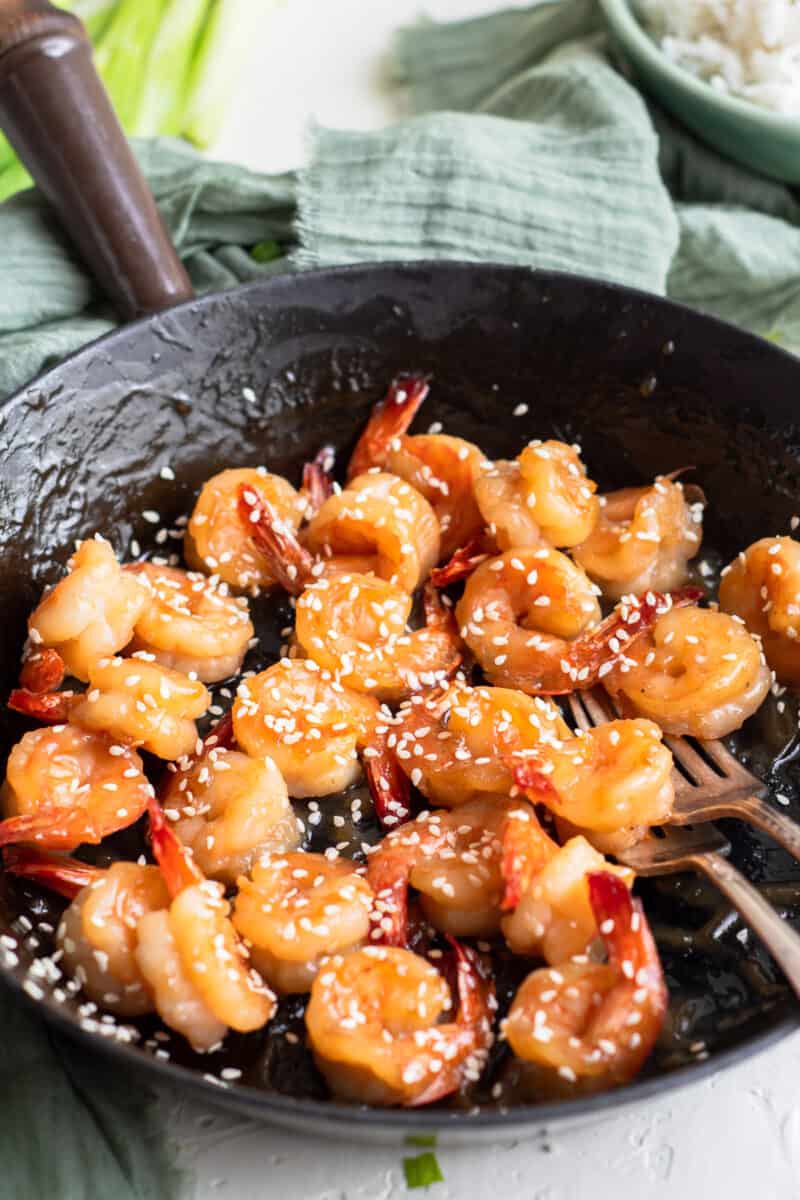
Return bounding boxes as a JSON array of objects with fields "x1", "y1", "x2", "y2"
[{"x1": 0, "y1": 0, "x2": 194, "y2": 319}]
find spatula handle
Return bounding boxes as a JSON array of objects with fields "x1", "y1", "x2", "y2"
[{"x1": 0, "y1": 0, "x2": 194, "y2": 319}]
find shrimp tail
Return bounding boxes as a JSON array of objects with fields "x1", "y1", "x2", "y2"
[
  {"x1": 430, "y1": 539, "x2": 489, "y2": 588},
  {"x1": 238, "y1": 484, "x2": 314, "y2": 596},
  {"x1": 8, "y1": 688, "x2": 74, "y2": 722},
  {"x1": 302, "y1": 445, "x2": 336, "y2": 518},
  {"x1": 147, "y1": 798, "x2": 204, "y2": 897},
  {"x1": 346, "y1": 373, "x2": 430, "y2": 480},
  {"x1": 203, "y1": 710, "x2": 235, "y2": 753},
  {"x1": 364, "y1": 739, "x2": 412, "y2": 829},
  {"x1": 19, "y1": 649, "x2": 66, "y2": 694},
  {"x1": 512, "y1": 757, "x2": 561, "y2": 806},
  {"x1": 588, "y1": 871, "x2": 667, "y2": 1010},
  {"x1": 500, "y1": 807, "x2": 558, "y2": 911},
  {"x1": 366, "y1": 862, "x2": 408, "y2": 949},
  {"x1": 0, "y1": 806, "x2": 102, "y2": 850},
  {"x1": 422, "y1": 582, "x2": 460, "y2": 639},
  {"x1": 3, "y1": 847, "x2": 101, "y2": 899}
]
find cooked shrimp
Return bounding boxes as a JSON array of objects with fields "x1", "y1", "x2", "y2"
[
  {"x1": 501, "y1": 836, "x2": 633, "y2": 964},
  {"x1": 5, "y1": 849, "x2": 167, "y2": 1017},
  {"x1": 27, "y1": 537, "x2": 148, "y2": 682},
  {"x1": 346, "y1": 375, "x2": 486, "y2": 560},
  {"x1": 232, "y1": 851, "x2": 373, "y2": 994},
  {"x1": 301, "y1": 445, "x2": 336, "y2": 518},
  {"x1": 185, "y1": 467, "x2": 307, "y2": 591},
  {"x1": 390, "y1": 682, "x2": 571, "y2": 809},
  {"x1": 126, "y1": 562, "x2": 254, "y2": 683},
  {"x1": 514, "y1": 719, "x2": 674, "y2": 844},
  {"x1": 162, "y1": 749, "x2": 300, "y2": 885},
  {"x1": 504, "y1": 872, "x2": 667, "y2": 1094},
  {"x1": 0, "y1": 725, "x2": 152, "y2": 851},
  {"x1": 304, "y1": 472, "x2": 440, "y2": 594},
  {"x1": 475, "y1": 441, "x2": 599, "y2": 551},
  {"x1": 719, "y1": 536, "x2": 800, "y2": 686},
  {"x1": 135, "y1": 800, "x2": 276, "y2": 1051},
  {"x1": 367, "y1": 797, "x2": 556, "y2": 946},
  {"x1": 72, "y1": 656, "x2": 210, "y2": 759},
  {"x1": 305, "y1": 941, "x2": 495, "y2": 1106},
  {"x1": 294, "y1": 573, "x2": 461, "y2": 703},
  {"x1": 572, "y1": 474, "x2": 704, "y2": 601},
  {"x1": 605, "y1": 606, "x2": 772, "y2": 738}
]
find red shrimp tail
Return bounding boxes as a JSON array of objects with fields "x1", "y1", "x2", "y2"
[
  {"x1": 448, "y1": 936, "x2": 494, "y2": 1030},
  {"x1": 364, "y1": 740, "x2": 412, "y2": 829},
  {"x1": 203, "y1": 710, "x2": 235, "y2": 753},
  {"x1": 366, "y1": 867, "x2": 408, "y2": 949},
  {"x1": 147, "y1": 798, "x2": 204, "y2": 897},
  {"x1": 512, "y1": 757, "x2": 562, "y2": 806},
  {"x1": 238, "y1": 485, "x2": 314, "y2": 596},
  {"x1": 302, "y1": 445, "x2": 336, "y2": 518},
  {"x1": 0, "y1": 807, "x2": 90, "y2": 851},
  {"x1": 19, "y1": 649, "x2": 66, "y2": 694},
  {"x1": 430, "y1": 539, "x2": 489, "y2": 588},
  {"x1": 500, "y1": 807, "x2": 558, "y2": 912},
  {"x1": 422, "y1": 582, "x2": 460, "y2": 639},
  {"x1": 588, "y1": 871, "x2": 667, "y2": 1003},
  {"x1": 346, "y1": 373, "x2": 430, "y2": 480},
  {"x1": 3, "y1": 847, "x2": 101, "y2": 899},
  {"x1": 8, "y1": 688, "x2": 73, "y2": 723}
]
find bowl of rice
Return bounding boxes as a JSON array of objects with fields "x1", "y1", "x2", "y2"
[{"x1": 599, "y1": 0, "x2": 800, "y2": 182}]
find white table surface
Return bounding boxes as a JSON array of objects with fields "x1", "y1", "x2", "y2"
[{"x1": 161, "y1": 2, "x2": 800, "y2": 1195}]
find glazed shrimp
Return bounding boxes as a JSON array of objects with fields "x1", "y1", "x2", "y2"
[
  {"x1": 501, "y1": 836, "x2": 633, "y2": 965},
  {"x1": 604, "y1": 606, "x2": 772, "y2": 739},
  {"x1": 514, "y1": 718, "x2": 674, "y2": 847},
  {"x1": 135, "y1": 800, "x2": 276, "y2": 1051},
  {"x1": 504, "y1": 872, "x2": 667, "y2": 1094},
  {"x1": 719, "y1": 536, "x2": 800, "y2": 686},
  {"x1": 0, "y1": 724, "x2": 152, "y2": 850},
  {"x1": 391, "y1": 682, "x2": 572, "y2": 809},
  {"x1": 305, "y1": 942, "x2": 495, "y2": 1106},
  {"x1": 367, "y1": 797, "x2": 557, "y2": 946},
  {"x1": 5, "y1": 849, "x2": 167, "y2": 1017},
  {"x1": 185, "y1": 467, "x2": 307, "y2": 591},
  {"x1": 346, "y1": 375, "x2": 486, "y2": 560},
  {"x1": 294, "y1": 572, "x2": 461, "y2": 703},
  {"x1": 475, "y1": 441, "x2": 599, "y2": 551},
  {"x1": 162, "y1": 748, "x2": 300, "y2": 885},
  {"x1": 572, "y1": 474, "x2": 704, "y2": 601},
  {"x1": 126, "y1": 562, "x2": 254, "y2": 683},
  {"x1": 456, "y1": 547, "x2": 693, "y2": 694},
  {"x1": 232, "y1": 851, "x2": 373, "y2": 994},
  {"x1": 27, "y1": 537, "x2": 148, "y2": 682}
]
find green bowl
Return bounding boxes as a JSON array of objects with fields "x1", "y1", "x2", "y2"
[{"x1": 599, "y1": 0, "x2": 800, "y2": 183}]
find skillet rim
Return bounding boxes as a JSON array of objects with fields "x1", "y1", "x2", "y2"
[{"x1": 2, "y1": 258, "x2": 799, "y2": 1132}]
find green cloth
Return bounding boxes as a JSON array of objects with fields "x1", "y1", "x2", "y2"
[{"x1": 4, "y1": 2, "x2": 800, "y2": 1196}]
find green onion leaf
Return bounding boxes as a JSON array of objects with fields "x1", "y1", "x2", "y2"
[
  {"x1": 403, "y1": 1151, "x2": 444, "y2": 1189},
  {"x1": 251, "y1": 239, "x2": 281, "y2": 263},
  {"x1": 404, "y1": 1134, "x2": 438, "y2": 1148},
  {"x1": 134, "y1": 0, "x2": 213, "y2": 137}
]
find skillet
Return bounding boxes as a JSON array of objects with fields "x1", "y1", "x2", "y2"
[{"x1": 0, "y1": 0, "x2": 799, "y2": 1144}]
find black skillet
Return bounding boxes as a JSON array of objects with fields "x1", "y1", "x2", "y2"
[{"x1": 0, "y1": 0, "x2": 799, "y2": 1144}]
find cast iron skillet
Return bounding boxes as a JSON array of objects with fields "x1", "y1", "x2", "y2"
[{"x1": 0, "y1": 1, "x2": 799, "y2": 1145}]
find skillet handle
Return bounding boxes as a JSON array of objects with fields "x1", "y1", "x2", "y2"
[{"x1": 0, "y1": 0, "x2": 194, "y2": 319}]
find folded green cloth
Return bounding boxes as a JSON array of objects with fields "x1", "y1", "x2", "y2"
[{"x1": 4, "y1": 2, "x2": 800, "y2": 1196}]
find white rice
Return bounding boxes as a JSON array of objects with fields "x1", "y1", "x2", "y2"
[{"x1": 637, "y1": 0, "x2": 800, "y2": 115}]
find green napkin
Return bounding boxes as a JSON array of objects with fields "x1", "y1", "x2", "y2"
[{"x1": 4, "y1": 2, "x2": 800, "y2": 1196}]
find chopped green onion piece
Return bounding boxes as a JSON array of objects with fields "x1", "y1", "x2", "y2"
[
  {"x1": 403, "y1": 1152, "x2": 444, "y2": 1189},
  {"x1": 251, "y1": 239, "x2": 281, "y2": 264},
  {"x1": 762, "y1": 329, "x2": 786, "y2": 345},
  {"x1": 405, "y1": 1134, "x2": 437, "y2": 1148}
]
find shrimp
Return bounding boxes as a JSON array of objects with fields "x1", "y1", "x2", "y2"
[
  {"x1": 719, "y1": 536, "x2": 800, "y2": 686},
  {"x1": 367, "y1": 797, "x2": 557, "y2": 946},
  {"x1": 304, "y1": 472, "x2": 440, "y2": 594},
  {"x1": 27, "y1": 537, "x2": 149, "y2": 682},
  {"x1": 604, "y1": 606, "x2": 772, "y2": 739},
  {"x1": 572, "y1": 474, "x2": 704, "y2": 601},
  {"x1": 161, "y1": 748, "x2": 300, "y2": 885},
  {"x1": 232, "y1": 851, "x2": 373, "y2": 994},
  {"x1": 185, "y1": 467, "x2": 307, "y2": 591},
  {"x1": 500, "y1": 836, "x2": 633, "y2": 965},
  {"x1": 305, "y1": 941, "x2": 495, "y2": 1106},
  {"x1": 135, "y1": 800, "x2": 276, "y2": 1051},
  {"x1": 294, "y1": 573, "x2": 461, "y2": 703},
  {"x1": 5, "y1": 849, "x2": 167, "y2": 1017},
  {"x1": 346, "y1": 376, "x2": 486, "y2": 560},
  {"x1": 504, "y1": 872, "x2": 667, "y2": 1094},
  {"x1": 390, "y1": 682, "x2": 572, "y2": 809},
  {"x1": 126, "y1": 562, "x2": 254, "y2": 683},
  {"x1": 514, "y1": 718, "x2": 674, "y2": 846},
  {"x1": 475, "y1": 441, "x2": 599, "y2": 551},
  {"x1": 0, "y1": 725, "x2": 153, "y2": 851}
]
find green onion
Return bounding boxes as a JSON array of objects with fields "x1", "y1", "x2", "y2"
[
  {"x1": 93, "y1": 0, "x2": 170, "y2": 130},
  {"x1": 404, "y1": 1134, "x2": 438, "y2": 1149},
  {"x1": 251, "y1": 239, "x2": 281, "y2": 264},
  {"x1": 134, "y1": 0, "x2": 213, "y2": 137},
  {"x1": 403, "y1": 1152, "x2": 444, "y2": 1189}
]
